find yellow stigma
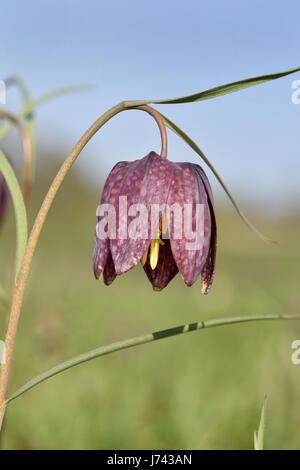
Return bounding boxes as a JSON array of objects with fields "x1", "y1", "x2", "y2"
[
  {"x1": 150, "y1": 239, "x2": 160, "y2": 270},
  {"x1": 141, "y1": 222, "x2": 165, "y2": 270}
]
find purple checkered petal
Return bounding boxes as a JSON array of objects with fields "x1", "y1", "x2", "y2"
[
  {"x1": 194, "y1": 166, "x2": 217, "y2": 294},
  {"x1": 0, "y1": 150, "x2": 11, "y2": 226},
  {"x1": 111, "y1": 152, "x2": 175, "y2": 274},
  {"x1": 0, "y1": 172, "x2": 9, "y2": 225},
  {"x1": 93, "y1": 161, "x2": 132, "y2": 279},
  {"x1": 103, "y1": 249, "x2": 117, "y2": 286},
  {"x1": 142, "y1": 239, "x2": 178, "y2": 290},
  {"x1": 168, "y1": 162, "x2": 212, "y2": 287}
]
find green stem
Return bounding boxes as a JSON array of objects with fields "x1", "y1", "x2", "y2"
[
  {"x1": 0, "y1": 85, "x2": 92, "y2": 141},
  {"x1": 5, "y1": 76, "x2": 36, "y2": 185},
  {"x1": 0, "y1": 110, "x2": 32, "y2": 206},
  {"x1": 6, "y1": 313, "x2": 300, "y2": 404},
  {"x1": 0, "y1": 150, "x2": 28, "y2": 278}
]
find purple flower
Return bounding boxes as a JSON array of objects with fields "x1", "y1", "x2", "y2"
[
  {"x1": 0, "y1": 152, "x2": 10, "y2": 225},
  {"x1": 93, "y1": 151, "x2": 216, "y2": 292}
]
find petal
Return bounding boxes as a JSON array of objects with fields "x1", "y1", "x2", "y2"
[
  {"x1": 0, "y1": 172, "x2": 9, "y2": 224},
  {"x1": 103, "y1": 249, "x2": 117, "y2": 286},
  {"x1": 0, "y1": 150, "x2": 11, "y2": 225},
  {"x1": 111, "y1": 152, "x2": 175, "y2": 274},
  {"x1": 93, "y1": 161, "x2": 132, "y2": 278},
  {"x1": 143, "y1": 239, "x2": 178, "y2": 290},
  {"x1": 168, "y1": 162, "x2": 211, "y2": 286},
  {"x1": 194, "y1": 166, "x2": 217, "y2": 294}
]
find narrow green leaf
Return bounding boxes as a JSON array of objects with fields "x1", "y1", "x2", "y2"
[
  {"x1": 254, "y1": 430, "x2": 259, "y2": 450},
  {"x1": 255, "y1": 396, "x2": 267, "y2": 450},
  {"x1": 124, "y1": 66, "x2": 300, "y2": 106},
  {"x1": 159, "y1": 112, "x2": 274, "y2": 243},
  {"x1": 0, "y1": 84, "x2": 92, "y2": 142},
  {"x1": 0, "y1": 150, "x2": 27, "y2": 278},
  {"x1": 6, "y1": 314, "x2": 300, "y2": 404}
]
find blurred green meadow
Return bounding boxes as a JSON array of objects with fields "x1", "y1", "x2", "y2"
[{"x1": 0, "y1": 156, "x2": 300, "y2": 450}]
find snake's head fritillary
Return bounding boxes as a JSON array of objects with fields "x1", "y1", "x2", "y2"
[{"x1": 93, "y1": 151, "x2": 216, "y2": 293}]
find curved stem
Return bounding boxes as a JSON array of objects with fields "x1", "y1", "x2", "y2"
[
  {"x1": 0, "y1": 111, "x2": 32, "y2": 206},
  {"x1": 0, "y1": 85, "x2": 92, "y2": 142},
  {"x1": 5, "y1": 76, "x2": 36, "y2": 184},
  {"x1": 137, "y1": 105, "x2": 167, "y2": 158},
  {"x1": 6, "y1": 313, "x2": 300, "y2": 404},
  {"x1": 4, "y1": 76, "x2": 31, "y2": 105},
  {"x1": 0, "y1": 111, "x2": 33, "y2": 309},
  {"x1": 0, "y1": 102, "x2": 167, "y2": 417}
]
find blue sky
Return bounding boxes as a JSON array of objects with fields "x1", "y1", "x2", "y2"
[{"x1": 1, "y1": 0, "x2": 300, "y2": 214}]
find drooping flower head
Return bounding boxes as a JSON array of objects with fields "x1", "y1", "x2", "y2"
[{"x1": 93, "y1": 151, "x2": 216, "y2": 292}]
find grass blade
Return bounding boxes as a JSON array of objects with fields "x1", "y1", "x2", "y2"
[
  {"x1": 124, "y1": 66, "x2": 300, "y2": 106},
  {"x1": 254, "y1": 396, "x2": 267, "y2": 450},
  {"x1": 159, "y1": 112, "x2": 274, "y2": 242},
  {"x1": 0, "y1": 150, "x2": 27, "y2": 278},
  {"x1": 6, "y1": 315, "x2": 299, "y2": 404}
]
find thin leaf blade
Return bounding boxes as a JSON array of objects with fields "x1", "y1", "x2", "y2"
[
  {"x1": 6, "y1": 315, "x2": 299, "y2": 405},
  {"x1": 254, "y1": 430, "x2": 259, "y2": 450},
  {"x1": 124, "y1": 66, "x2": 300, "y2": 107},
  {"x1": 254, "y1": 396, "x2": 267, "y2": 450},
  {"x1": 0, "y1": 150, "x2": 27, "y2": 278},
  {"x1": 159, "y1": 112, "x2": 275, "y2": 243}
]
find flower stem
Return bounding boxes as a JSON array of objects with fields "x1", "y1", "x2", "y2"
[
  {"x1": 5, "y1": 76, "x2": 36, "y2": 184},
  {"x1": 6, "y1": 313, "x2": 300, "y2": 405},
  {"x1": 0, "y1": 102, "x2": 168, "y2": 429},
  {"x1": 0, "y1": 111, "x2": 32, "y2": 206},
  {"x1": 0, "y1": 85, "x2": 93, "y2": 142},
  {"x1": 0, "y1": 112, "x2": 33, "y2": 317},
  {"x1": 137, "y1": 105, "x2": 167, "y2": 158}
]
